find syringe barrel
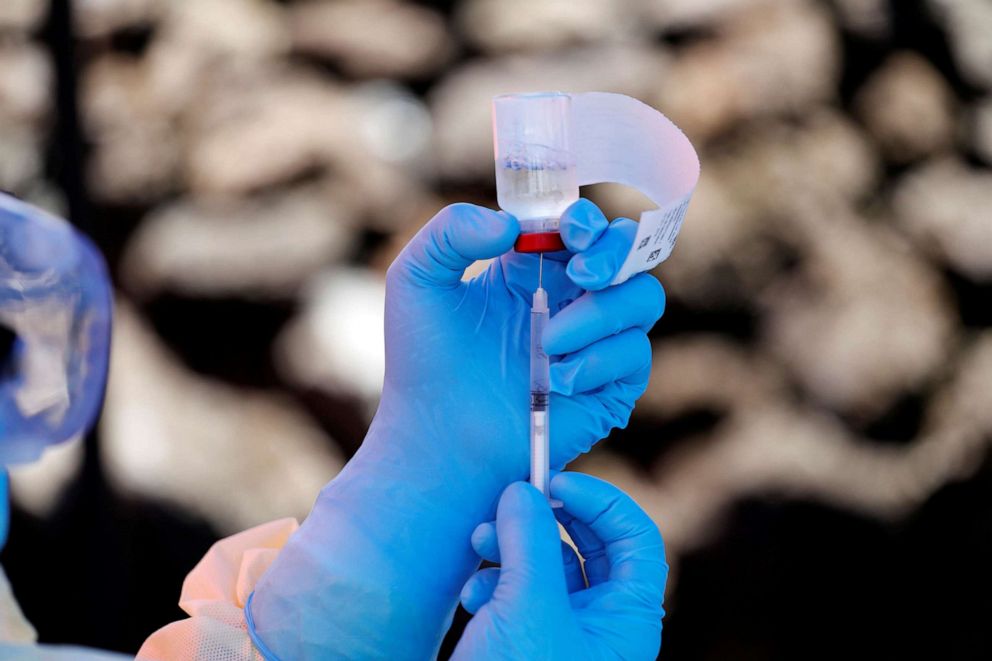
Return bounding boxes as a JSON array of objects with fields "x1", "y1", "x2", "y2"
[
  {"x1": 530, "y1": 288, "x2": 550, "y2": 398},
  {"x1": 530, "y1": 288, "x2": 551, "y2": 497},
  {"x1": 493, "y1": 92, "x2": 578, "y2": 253}
]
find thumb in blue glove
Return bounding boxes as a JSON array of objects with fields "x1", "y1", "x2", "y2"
[{"x1": 454, "y1": 472, "x2": 669, "y2": 660}]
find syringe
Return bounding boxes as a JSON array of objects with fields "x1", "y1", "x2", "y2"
[
  {"x1": 530, "y1": 254, "x2": 551, "y2": 498},
  {"x1": 491, "y1": 92, "x2": 577, "y2": 503}
]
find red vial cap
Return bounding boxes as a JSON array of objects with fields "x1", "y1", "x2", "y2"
[{"x1": 514, "y1": 232, "x2": 566, "y2": 253}]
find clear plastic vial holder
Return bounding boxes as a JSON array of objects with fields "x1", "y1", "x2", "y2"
[{"x1": 493, "y1": 92, "x2": 579, "y2": 253}]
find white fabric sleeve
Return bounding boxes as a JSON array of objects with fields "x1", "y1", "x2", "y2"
[
  {"x1": 1, "y1": 565, "x2": 131, "y2": 659},
  {"x1": 136, "y1": 518, "x2": 299, "y2": 661}
]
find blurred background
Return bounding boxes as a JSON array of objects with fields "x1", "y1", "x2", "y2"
[{"x1": 1, "y1": 0, "x2": 991, "y2": 658}]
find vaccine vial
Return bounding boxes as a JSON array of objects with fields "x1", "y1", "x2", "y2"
[{"x1": 493, "y1": 92, "x2": 579, "y2": 252}]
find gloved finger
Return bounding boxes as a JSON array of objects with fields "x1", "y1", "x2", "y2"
[
  {"x1": 556, "y1": 514, "x2": 611, "y2": 586},
  {"x1": 559, "y1": 198, "x2": 609, "y2": 252},
  {"x1": 550, "y1": 329, "x2": 651, "y2": 396},
  {"x1": 460, "y1": 567, "x2": 500, "y2": 615},
  {"x1": 561, "y1": 540, "x2": 587, "y2": 593},
  {"x1": 463, "y1": 537, "x2": 583, "y2": 605},
  {"x1": 550, "y1": 472, "x2": 668, "y2": 604},
  {"x1": 493, "y1": 482, "x2": 570, "y2": 604},
  {"x1": 548, "y1": 368, "x2": 650, "y2": 467},
  {"x1": 470, "y1": 521, "x2": 500, "y2": 563},
  {"x1": 543, "y1": 273, "x2": 665, "y2": 356},
  {"x1": 390, "y1": 203, "x2": 519, "y2": 289},
  {"x1": 565, "y1": 217, "x2": 638, "y2": 291}
]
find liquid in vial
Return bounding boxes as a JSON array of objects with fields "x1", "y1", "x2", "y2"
[{"x1": 495, "y1": 159, "x2": 578, "y2": 234}]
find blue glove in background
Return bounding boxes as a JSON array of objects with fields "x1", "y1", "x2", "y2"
[
  {"x1": 0, "y1": 193, "x2": 113, "y2": 466},
  {"x1": 0, "y1": 193, "x2": 113, "y2": 549},
  {"x1": 454, "y1": 472, "x2": 669, "y2": 660},
  {"x1": 0, "y1": 472, "x2": 7, "y2": 550},
  {"x1": 251, "y1": 199, "x2": 666, "y2": 659}
]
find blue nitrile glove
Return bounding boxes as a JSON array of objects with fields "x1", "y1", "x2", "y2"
[
  {"x1": 454, "y1": 472, "x2": 669, "y2": 660},
  {"x1": 0, "y1": 193, "x2": 113, "y2": 549},
  {"x1": 250, "y1": 199, "x2": 666, "y2": 659},
  {"x1": 0, "y1": 472, "x2": 8, "y2": 549},
  {"x1": 0, "y1": 193, "x2": 112, "y2": 466}
]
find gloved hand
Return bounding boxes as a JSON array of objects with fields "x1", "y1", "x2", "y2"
[
  {"x1": 0, "y1": 193, "x2": 112, "y2": 466},
  {"x1": 251, "y1": 200, "x2": 666, "y2": 659},
  {"x1": 0, "y1": 194, "x2": 112, "y2": 549},
  {"x1": 454, "y1": 472, "x2": 668, "y2": 660}
]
